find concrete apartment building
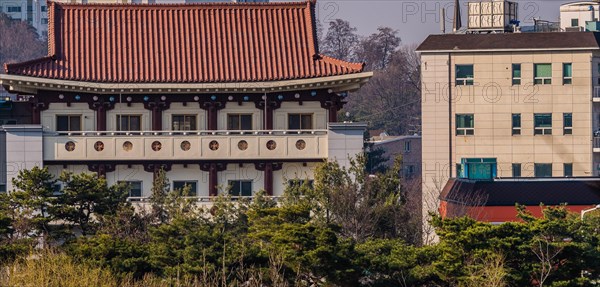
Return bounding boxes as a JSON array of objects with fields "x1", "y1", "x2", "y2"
[
  {"x1": 0, "y1": 1, "x2": 371, "y2": 198},
  {"x1": 418, "y1": 0, "x2": 600, "y2": 226}
]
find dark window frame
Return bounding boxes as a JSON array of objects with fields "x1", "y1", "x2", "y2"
[
  {"x1": 173, "y1": 180, "x2": 198, "y2": 196},
  {"x1": 564, "y1": 163, "x2": 573, "y2": 177},
  {"x1": 456, "y1": 114, "x2": 474, "y2": 136},
  {"x1": 227, "y1": 114, "x2": 253, "y2": 130},
  {"x1": 56, "y1": 115, "x2": 82, "y2": 132},
  {"x1": 512, "y1": 63, "x2": 521, "y2": 85},
  {"x1": 116, "y1": 115, "x2": 142, "y2": 131},
  {"x1": 455, "y1": 64, "x2": 474, "y2": 86},
  {"x1": 228, "y1": 180, "x2": 253, "y2": 197},
  {"x1": 172, "y1": 114, "x2": 197, "y2": 131},
  {"x1": 534, "y1": 113, "x2": 552, "y2": 135},
  {"x1": 512, "y1": 113, "x2": 521, "y2": 135},
  {"x1": 563, "y1": 113, "x2": 572, "y2": 135},
  {"x1": 512, "y1": 163, "x2": 521, "y2": 177},
  {"x1": 562, "y1": 63, "x2": 572, "y2": 85},
  {"x1": 534, "y1": 163, "x2": 553, "y2": 177},
  {"x1": 119, "y1": 181, "x2": 143, "y2": 199},
  {"x1": 288, "y1": 113, "x2": 313, "y2": 130}
]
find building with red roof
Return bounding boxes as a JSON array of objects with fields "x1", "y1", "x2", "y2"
[{"x1": 0, "y1": 1, "x2": 373, "y2": 198}]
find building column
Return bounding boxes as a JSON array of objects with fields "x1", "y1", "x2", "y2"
[
  {"x1": 320, "y1": 94, "x2": 346, "y2": 123},
  {"x1": 201, "y1": 101, "x2": 226, "y2": 130},
  {"x1": 255, "y1": 162, "x2": 283, "y2": 196},
  {"x1": 201, "y1": 163, "x2": 227, "y2": 196},
  {"x1": 144, "y1": 100, "x2": 170, "y2": 131},
  {"x1": 30, "y1": 98, "x2": 48, "y2": 125},
  {"x1": 87, "y1": 163, "x2": 115, "y2": 178},
  {"x1": 255, "y1": 96, "x2": 281, "y2": 130},
  {"x1": 89, "y1": 101, "x2": 114, "y2": 131}
]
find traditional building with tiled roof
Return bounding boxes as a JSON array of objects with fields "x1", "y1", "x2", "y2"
[{"x1": 0, "y1": 1, "x2": 372, "y2": 199}]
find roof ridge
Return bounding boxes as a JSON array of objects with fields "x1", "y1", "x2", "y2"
[
  {"x1": 4, "y1": 56, "x2": 54, "y2": 74},
  {"x1": 318, "y1": 54, "x2": 365, "y2": 71},
  {"x1": 52, "y1": 0, "x2": 311, "y2": 8}
]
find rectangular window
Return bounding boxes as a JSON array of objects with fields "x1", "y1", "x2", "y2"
[
  {"x1": 404, "y1": 165, "x2": 415, "y2": 177},
  {"x1": 120, "y1": 181, "x2": 142, "y2": 199},
  {"x1": 571, "y1": 18, "x2": 579, "y2": 27},
  {"x1": 562, "y1": 63, "x2": 572, "y2": 85},
  {"x1": 56, "y1": 115, "x2": 81, "y2": 131},
  {"x1": 534, "y1": 63, "x2": 552, "y2": 85},
  {"x1": 228, "y1": 180, "x2": 252, "y2": 197},
  {"x1": 534, "y1": 163, "x2": 552, "y2": 177},
  {"x1": 455, "y1": 64, "x2": 474, "y2": 86},
  {"x1": 597, "y1": 63, "x2": 600, "y2": 85},
  {"x1": 173, "y1": 181, "x2": 197, "y2": 196},
  {"x1": 512, "y1": 64, "x2": 521, "y2": 85},
  {"x1": 512, "y1": 163, "x2": 521, "y2": 177},
  {"x1": 404, "y1": 141, "x2": 411, "y2": 152},
  {"x1": 455, "y1": 114, "x2": 474, "y2": 136},
  {"x1": 563, "y1": 113, "x2": 572, "y2": 135},
  {"x1": 116, "y1": 115, "x2": 141, "y2": 131},
  {"x1": 534, "y1": 113, "x2": 552, "y2": 135},
  {"x1": 172, "y1": 115, "x2": 196, "y2": 131},
  {"x1": 512, "y1": 113, "x2": 521, "y2": 135},
  {"x1": 7, "y1": 7, "x2": 21, "y2": 12},
  {"x1": 288, "y1": 114, "x2": 313, "y2": 130},
  {"x1": 564, "y1": 163, "x2": 573, "y2": 177},
  {"x1": 41, "y1": 5, "x2": 47, "y2": 12},
  {"x1": 52, "y1": 184, "x2": 62, "y2": 196},
  {"x1": 0, "y1": 184, "x2": 6, "y2": 193},
  {"x1": 41, "y1": 18, "x2": 48, "y2": 24},
  {"x1": 456, "y1": 163, "x2": 462, "y2": 178},
  {"x1": 227, "y1": 114, "x2": 253, "y2": 130}
]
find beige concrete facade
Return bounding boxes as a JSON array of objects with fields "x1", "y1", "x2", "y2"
[{"x1": 420, "y1": 48, "x2": 600, "y2": 241}]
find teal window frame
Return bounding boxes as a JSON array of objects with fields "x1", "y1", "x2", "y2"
[
  {"x1": 456, "y1": 114, "x2": 474, "y2": 136},
  {"x1": 512, "y1": 64, "x2": 521, "y2": 85},
  {"x1": 512, "y1": 163, "x2": 521, "y2": 177},
  {"x1": 534, "y1": 63, "x2": 552, "y2": 85},
  {"x1": 534, "y1": 163, "x2": 552, "y2": 177},
  {"x1": 564, "y1": 163, "x2": 573, "y2": 177},
  {"x1": 563, "y1": 113, "x2": 572, "y2": 135},
  {"x1": 512, "y1": 113, "x2": 521, "y2": 135},
  {"x1": 455, "y1": 65, "x2": 474, "y2": 86},
  {"x1": 562, "y1": 63, "x2": 572, "y2": 85},
  {"x1": 534, "y1": 113, "x2": 552, "y2": 135}
]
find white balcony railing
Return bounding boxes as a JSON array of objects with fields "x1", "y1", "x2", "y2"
[{"x1": 43, "y1": 129, "x2": 329, "y2": 161}]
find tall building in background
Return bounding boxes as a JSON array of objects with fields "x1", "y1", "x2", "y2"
[
  {"x1": 417, "y1": 1, "x2": 600, "y2": 241},
  {"x1": 0, "y1": 0, "x2": 49, "y2": 38}
]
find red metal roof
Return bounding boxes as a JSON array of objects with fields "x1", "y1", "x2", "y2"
[{"x1": 4, "y1": 1, "x2": 364, "y2": 83}]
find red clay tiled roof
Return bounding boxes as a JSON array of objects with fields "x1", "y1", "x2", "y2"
[{"x1": 4, "y1": 1, "x2": 364, "y2": 83}]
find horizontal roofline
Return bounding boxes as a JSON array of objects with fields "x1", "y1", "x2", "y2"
[
  {"x1": 417, "y1": 47, "x2": 600, "y2": 53},
  {"x1": 0, "y1": 72, "x2": 373, "y2": 95}
]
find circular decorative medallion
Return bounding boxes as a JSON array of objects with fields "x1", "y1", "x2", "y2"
[
  {"x1": 295, "y1": 139, "x2": 306, "y2": 150},
  {"x1": 266, "y1": 140, "x2": 277, "y2": 150},
  {"x1": 180, "y1": 141, "x2": 191, "y2": 151},
  {"x1": 237, "y1": 140, "x2": 248, "y2": 151},
  {"x1": 123, "y1": 141, "x2": 133, "y2": 151},
  {"x1": 151, "y1": 141, "x2": 162, "y2": 151},
  {"x1": 94, "y1": 141, "x2": 104, "y2": 152},
  {"x1": 65, "y1": 141, "x2": 75, "y2": 152},
  {"x1": 209, "y1": 140, "x2": 219, "y2": 151}
]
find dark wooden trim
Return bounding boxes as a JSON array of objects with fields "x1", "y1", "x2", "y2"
[
  {"x1": 45, "y1": 159, "x2": 323, "y2": 166},
  {"x1": 199, "y1": 163, "x2": 227, "y2": 196},
  {"x1": 87, "y1": 163, "x2": 116, "y2": 178},
  {"x1": 29, "y1": 97, "x2": 49, "y2": 124},
  {"x1": 144, "y1": 101, "x2": 170, "y2": 131}
]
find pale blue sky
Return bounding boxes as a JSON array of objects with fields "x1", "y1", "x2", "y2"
[{"x1": 307, "y1": 0, "x2": 562, "y2": 44}]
